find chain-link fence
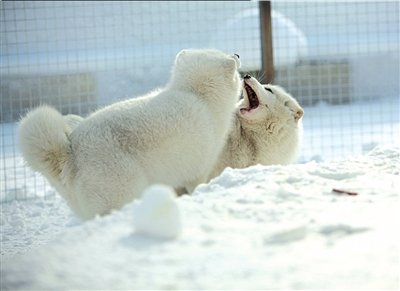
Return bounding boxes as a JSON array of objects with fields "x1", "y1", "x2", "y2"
[{"x1": 1, "y1": 1, "x2": 399, "y2": 201}]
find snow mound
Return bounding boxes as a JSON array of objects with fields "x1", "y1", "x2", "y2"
[
  {"x1": 133, "y1": 184, "x2": 182, "y2": 239},
  {"x1": 1, "y1": 146, "x2": 399, "y2": 290}
]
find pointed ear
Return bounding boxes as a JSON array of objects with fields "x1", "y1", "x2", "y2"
[
  {"x1": 175, "y1": 49, "x2": 187, "y2": 65},
  {"x1": 223, "y1": 58, "x2": 237, "y2": 75},
  {"x1": 283, "y1": 94, "x2": 304, "y2": 122}
]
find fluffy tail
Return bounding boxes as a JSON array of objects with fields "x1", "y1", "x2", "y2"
[{"x1": 18, "y1": 105, "x2": 72, "y2": 181}]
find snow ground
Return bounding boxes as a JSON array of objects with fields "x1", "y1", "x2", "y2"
[{"x1": 1, "y1": 146, "x2": 399, "y2": 290}]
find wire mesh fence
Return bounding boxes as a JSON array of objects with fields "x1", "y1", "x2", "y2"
[{"x1": 1, "y1": 1, "x2": 399, "y2": 201}]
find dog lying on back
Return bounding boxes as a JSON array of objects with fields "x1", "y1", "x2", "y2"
[
  {"x1": 206, "y1": 74, "x2": 304, "y2": 181},
  {"x1": 175, "y1": 75, "x2": 304, "y2": 195}
]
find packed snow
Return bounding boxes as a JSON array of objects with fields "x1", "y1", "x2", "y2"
[
  {"x1": 1, "y1": 146, "x2": 399, "y2": 290},
  {"x1": 133, "y1": 185, "x2": 182, "y2": 239}
]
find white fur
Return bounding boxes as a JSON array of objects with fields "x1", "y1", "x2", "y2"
[
  {"x1": 18, "y1": 49, "x2": 241, "y2": 219},
  {"x1": 64, "y1": 114, "x2": 84, "y2": 130},
  {"x1": 208, "y1": 76, "x2": 304, "y2": 181}
]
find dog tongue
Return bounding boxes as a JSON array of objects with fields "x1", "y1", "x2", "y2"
[{"x1": 240, "y1": 107, "x2": 256, "y2": 114}]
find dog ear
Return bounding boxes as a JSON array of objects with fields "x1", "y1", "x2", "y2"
[
  {"x1": 283, "y1": 94, "x2": 304, "y2": 122},
  {"x1": 177, "y1": 49, "x2": 187, "y2": 57},
  {"x1": 175, "y1": 49, "x2": 188, "y2": 65},
  {"x1": 223, "y1": 58, "x2": 237, "y2": 75}
]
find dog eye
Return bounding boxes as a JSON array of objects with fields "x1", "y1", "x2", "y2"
[
  {"x1": 284, "y1": 101, "x2": 290, "y2": 107},
  {"x1": 264, "y1": 87, "x2": 273, "y2": 94}
]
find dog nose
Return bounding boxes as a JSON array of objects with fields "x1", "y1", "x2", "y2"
[
  {"x1": 243, "y1": 74, "x2": 251, "y2": 80},
  {"x1": 234, "y1": 53, "x2": 240, "y2": 59}
]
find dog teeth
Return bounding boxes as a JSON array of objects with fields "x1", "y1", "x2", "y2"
[{"x1": 244, "y1": 83, "x2": 259, "y2": 110}]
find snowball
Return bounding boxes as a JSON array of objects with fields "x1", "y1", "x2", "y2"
[{"x1": 133, "y1": 184, "x2": 182, "y2": 239}]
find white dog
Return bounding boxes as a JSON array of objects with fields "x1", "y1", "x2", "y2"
[
  {"x1": 208, "y1": 74, "x2": 304, "y2": 180},
  {"x1": 18, "y1": 49, "x2": 241, "y2": 219},
  {"x1": 65, "y1": 75, "x2": 303, "y2": 196}
]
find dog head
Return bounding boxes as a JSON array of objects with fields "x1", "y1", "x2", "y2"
[
  {"x1": 170, "y1": 49, "x2": 242, "y2": 99},
  {"x1": 236, "y1": 75, "x2": 304, "y2": 165},
  {"x1": 238, "y1": 75, "x2": 304, "y2": 130}
]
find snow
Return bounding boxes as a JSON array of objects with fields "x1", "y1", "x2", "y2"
[
  {"x1": 1, "y1": 146, "x2": 399, "y2": 290},
  {"x1": 133, "y1": 185, "x2": 182, "y2": 239}
]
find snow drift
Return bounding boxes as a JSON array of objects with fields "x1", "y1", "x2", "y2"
[{"x1": 1, "y1": 146, "x2": 399, "y2": 290}]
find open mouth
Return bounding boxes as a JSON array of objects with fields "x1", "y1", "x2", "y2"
[{"x1": 241, "y1": 82, "x2": 260, "y2": 113}]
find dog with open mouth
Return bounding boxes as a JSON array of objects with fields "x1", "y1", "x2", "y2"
[
  {"x1": 206, "y1": 74, "x2": 304, "y2": 181},
  {"x1": 62, "y1": 73, "x2": 303, "y2": 197}
]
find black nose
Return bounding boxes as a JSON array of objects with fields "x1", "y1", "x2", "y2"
[
  {"x1": 234, "y1": 53, "x2": 240, "y2": 59},
  {"x1": 243, "y1": 74, "x2": 251, "y2": 80}
]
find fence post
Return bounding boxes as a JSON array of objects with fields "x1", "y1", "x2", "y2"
[{"x1": 259, "y1": 1, "x2": 274, "y2": 83}]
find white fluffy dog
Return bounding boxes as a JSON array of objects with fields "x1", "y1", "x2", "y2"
[
  {"x1": 208, "y1": 74, "x2": 304, "y2": 180},
  {"x1": 18, "y1": 49, "x2": 241, "y2": 219}
]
